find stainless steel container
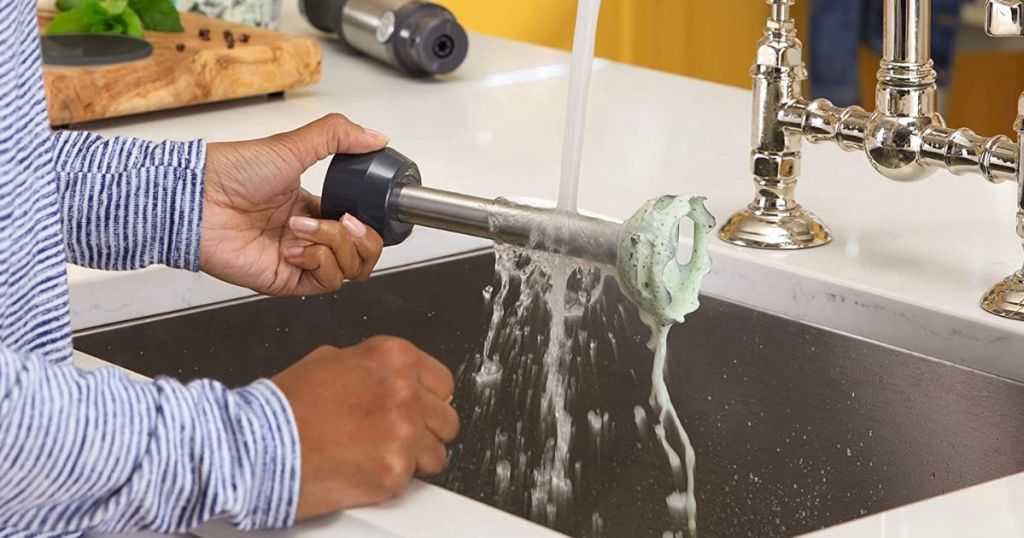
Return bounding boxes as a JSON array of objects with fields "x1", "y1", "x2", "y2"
[{"x1": 300, "y1": 0, "x2": 468, "y2": 76}]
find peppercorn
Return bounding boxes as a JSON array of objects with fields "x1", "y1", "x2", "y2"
[
  {"x1": 175, "y1": 43, "x2": 185, "y2": 52},
  {"x1": 198, "y1": 28, "x2": 211, "y2": 40},
  {"x1": 239, "y1": 33, "x2": 250, "y2": 43}
]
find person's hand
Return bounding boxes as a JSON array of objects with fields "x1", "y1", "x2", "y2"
[
  {"x1": 200, "y1": 114, "x2": 389, "y2": 296},
  {"x1": 271, "y1": 337, "x2": 459, "y2": 520}
]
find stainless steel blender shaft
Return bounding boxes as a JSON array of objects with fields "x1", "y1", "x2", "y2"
[
  {"x1": 320, "y1": 147, "x2": 622, "y2": 267},
  {"x1": 394, "y1": 185, "x2": 622, "y2": 267}
]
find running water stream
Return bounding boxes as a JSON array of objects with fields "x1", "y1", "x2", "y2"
[
  {"x1": 528, "y1": 0, "x2": 603, "y2": 521},
  {"x1": 557, "y1": 0, "x2": 602, "y2": 213}
]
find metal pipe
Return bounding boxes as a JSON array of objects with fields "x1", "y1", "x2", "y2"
[
  {"x1": 919, "y1": 127, "x2": 1018, "y2": 182},
  {"x1": 883, "y1": 0, "x2": 931, "y2": 66},
  {"x1": 877, "y1": 0, "x2": 937, "y2": 121},
  {"x1": 769, "y1": 0, "x2": 793, "y2": 22},
  {"x1": 394, "y1": 185, "x2": 622, "y2": 267},
  {"x1": 781, "y1": 98, "x2": 1020, "y2": 183},
  {"x1": 780, "y1": 98, "x2": 871, "y2": 152}
]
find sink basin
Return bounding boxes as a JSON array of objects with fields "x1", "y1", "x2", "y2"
[{"x1": 74, "y1": 251, "x2": 1024, "y2": 538}]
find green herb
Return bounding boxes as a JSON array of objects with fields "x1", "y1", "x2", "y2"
[
  {"x1": 129, "y1": 0, "x2": 184, "y2": 32},
  {"x1": 47, "y1": 0, "x2": 143, "y2": 37},
  {"x1": 99, "y1": 0, "x2": 127, "y2": 15},
  {"x1": 47, "y1": 0, "x2": 183, "y2": 37},
  {"x1": 120, "y1": 5, "x2": 144, "y2": 36}
]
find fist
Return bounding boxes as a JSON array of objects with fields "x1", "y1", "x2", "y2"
[{"x1": 271, "y1": 337, "x2": 459, "y2": 520}]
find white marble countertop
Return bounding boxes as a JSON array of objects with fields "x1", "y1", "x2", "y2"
[
  {"x1": 66, "y1": 2, "x2": 1024, "y2": 537},
  {"x1": 802, "y1": 472, "x2": 1024, "y2": 537}
]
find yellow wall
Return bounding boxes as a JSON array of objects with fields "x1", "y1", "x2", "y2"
[
  {"x1": 946, "y1": 52, "x2": 1024, "y2": 137},
  {"x1": 437, "y1": 0, "x2": 805, "y2": 89}
]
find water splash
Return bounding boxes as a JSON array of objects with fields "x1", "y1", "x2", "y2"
[
  {"x1": 444, "y1": 200, "x2": 714, "y2": 537},
  {"x1": 530, "y1": 259, "x2": 576, "y2": 523},
  {"x1": 446, "y1": 245, "x2": 607, "y2": 526}
]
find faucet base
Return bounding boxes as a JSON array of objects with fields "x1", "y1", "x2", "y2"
[
  {"x1": 719, "y1": 206, "x2": 832, "y2": 250},
  {"x1": 982, "y1": 270, "x2": 1024, "y2": 320}
]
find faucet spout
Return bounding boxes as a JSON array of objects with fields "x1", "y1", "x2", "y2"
[
  {"x1": 877, "y1": 0, "x2": 937, "y2": 118},
  {"x1": 883, "y1": 0, "x2": 932, "y2": 68},
  {"x1": 862, "y1": 0, "x2": 942, "y2": 182}
]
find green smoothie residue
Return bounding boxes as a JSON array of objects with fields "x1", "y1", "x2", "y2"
[
  {"x1": 616, "y1": 195, "x2": 716, "y2": 538},
  {"x1": 617, "y1": 195, "x2": 715, "y2": 328}
]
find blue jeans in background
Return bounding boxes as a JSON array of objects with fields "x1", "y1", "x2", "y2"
[{"x1": 809, "y1": 0, "x2": 964, "y2": 107}]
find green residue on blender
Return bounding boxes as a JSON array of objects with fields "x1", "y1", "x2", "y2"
[
  {"x1": 616, "y1": 194, "x2": 716, "y2": 538},
  {"x1": 617, "y1": 195, "x2": 715, "y2": 328}
]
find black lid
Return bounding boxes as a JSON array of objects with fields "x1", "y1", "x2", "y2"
[
  {"x1": 320, "y1": 148, "x2": 420, "y2": 246},
  {"x1": 40, "y1": 34, "x2": 153, "y2": 66},
  {"x1": 392, "y1": 3, "x2": 469, "y2": 76}
]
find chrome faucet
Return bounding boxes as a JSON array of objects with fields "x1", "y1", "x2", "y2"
[{"x1": 720, "y1": 0, "x2": 1024, "y2": 321}]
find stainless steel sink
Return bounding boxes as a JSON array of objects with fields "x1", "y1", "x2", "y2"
[{"x1": 74, "y1": 251, "x2": 1024, "y2": 538}]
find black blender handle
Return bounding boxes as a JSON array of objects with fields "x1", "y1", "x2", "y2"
[{"x1": 320, "y1": 147, "x2": 421, "y2": 247}]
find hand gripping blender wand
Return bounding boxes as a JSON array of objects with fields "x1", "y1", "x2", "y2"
[{"x1": 319, "y1": 148, "x2": 622, "y2": 267}]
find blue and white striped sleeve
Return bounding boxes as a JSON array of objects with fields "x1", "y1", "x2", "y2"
[
  {"x1": 0, "y1": 346, "x2": 301, "y2": 535},
  {"x1": 50, "y1": 130, "x2": 205, "y2": 272}
]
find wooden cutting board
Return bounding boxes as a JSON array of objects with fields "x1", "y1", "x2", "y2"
[{"x1": 40, "y1": 12, "x2": 322, "y2": 125}]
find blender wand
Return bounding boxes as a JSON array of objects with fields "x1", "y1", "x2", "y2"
[{"x1": 319, "y1": 148, "x2": 622, "y2": 267}]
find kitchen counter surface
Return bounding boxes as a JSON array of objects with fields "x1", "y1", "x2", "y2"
[
  {"x1": 66, "y1": 3, "x2": 1024, "y2": 537},
  {"x1": 803, "y1": 472, "x2": 1024, "y2": 537}
]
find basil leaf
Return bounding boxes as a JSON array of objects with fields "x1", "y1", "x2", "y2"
[
  {"x1": 47, "y1": 0, "x2": 113, "y2": 34},
  {"x1": 98, "y1": 0, "x2": 127, "y2": 15},
  {"x1": 129, "y1": 0, "x2": 183, "y2": 32},
  {"x1": 120, "y1": 6, "x2": 144, "y2": 37},
  {"x1": 47, "y1": 8, "x2": 90, "y2": 33},
  {"x1": 49, "y1": 0, "x2": 177, "y2": 36}
]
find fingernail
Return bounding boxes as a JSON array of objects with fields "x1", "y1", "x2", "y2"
[
  {"x1": 290, "y1": 216, "x2": 319, "y2": 234},
  {"x1": 283, "y1": 246, "x2": 304, "y2": 257},
  {"x1": 342, "y1": 214, "x2": 367, "y2": 237},
  {"x1": 364, "y1": 128, "x2": 389, "y2": 141}
]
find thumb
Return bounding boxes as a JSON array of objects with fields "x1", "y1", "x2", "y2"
[{"x1": 277, "y1": 113, "x2": 390, "y2": 167}]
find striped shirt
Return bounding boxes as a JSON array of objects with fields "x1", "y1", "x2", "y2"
[{"x1": 0, "y1": 0, "x2": 300, "y2": 535}]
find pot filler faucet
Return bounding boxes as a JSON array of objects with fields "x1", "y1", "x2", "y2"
[{"x1": 719, "y1": 0, "x2": 1024, "y2": 321}]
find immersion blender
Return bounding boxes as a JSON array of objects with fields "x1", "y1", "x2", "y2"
[
  {"x1": 319, "y1": 148, "x2": 622, "y2": 267},
  {"x1": 299, "y1": 0, "x2": 469, "y2": 76}
]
